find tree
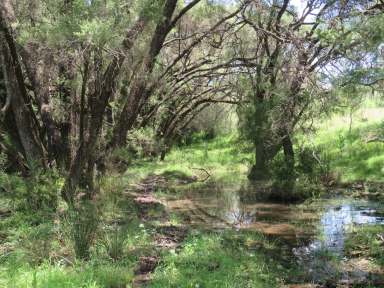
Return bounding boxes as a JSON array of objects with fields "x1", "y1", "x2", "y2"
[{"x1": 232, "y1": 0, "x2": 383, "y2": 188}]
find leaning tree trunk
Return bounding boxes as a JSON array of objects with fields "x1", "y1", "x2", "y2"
[
  {"x1": 111, "y1": 0, "x2": 179, "y2": 149},
  {"x1": 281, "y1": 133, "x2": 295, "y2": 193}
]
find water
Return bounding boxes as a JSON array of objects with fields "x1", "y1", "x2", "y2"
[
  {"x1": 162, "y1": 182, "x2": 384, "y2": 283},
  {"x1": 292, "y1": 200, "x2": 384, "y2": 283},
  {"x1": 297, "y1": 201, "x2": 384, "y2": 255}
]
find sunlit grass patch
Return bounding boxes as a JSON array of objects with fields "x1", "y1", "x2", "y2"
[
  {"x1": 0, "y1": 261, "x2": 133, "y2": 288},
  {"x1": 124, "y1": 134, "x2": 253, "y2": 186},
  {"x1": 150, "y1": 231, "x2": 283, "y2": 288},
  {"x1": 312, "y1": 106, "x2": 384, "y2": 182}
]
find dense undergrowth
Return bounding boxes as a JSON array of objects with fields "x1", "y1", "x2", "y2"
[{"x1": 0, "y1": 106, "x2": 384, "y2": 287}]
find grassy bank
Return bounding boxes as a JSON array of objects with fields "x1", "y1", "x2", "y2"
[
  {"x1": 0, "y1": 198, "x2": 284, "y2": 288},
  {"x1": 150, "y1": 231, "x2": 285, "y2": 288},
  {"x1": 312, "y1": 106, "x2": 384, "y2": 183}
]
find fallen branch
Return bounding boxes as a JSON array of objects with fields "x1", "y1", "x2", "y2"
[
  {"x1": 191, "y1": 167, "x2": 211, "y2": 182},
  {"x1": 365, "y1": 136, "x2": 384, "y2": 143}
]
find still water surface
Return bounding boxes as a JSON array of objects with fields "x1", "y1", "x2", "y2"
[{"x1": 163, "y1": 182, "x2": 384, "y2": 283}]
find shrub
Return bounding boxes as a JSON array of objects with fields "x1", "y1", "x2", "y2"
[
  {"x1": 297, "y1": 146, "x2": 332, "y2": 183},
  {"x1": 25, "y1": 171, "x2": 61, "y2": 212},
  {"x1": 268, "y1": 146, "x2": 330, "y2": 201},
  {"x1": 0, "y1": 170, "x2": 61, "y2": 213},
  {"x1": 127, "y1": 128, "x2": 159, "y2": 158}
]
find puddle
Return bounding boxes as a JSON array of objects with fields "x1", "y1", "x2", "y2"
[
  {"x1": 163, "y1": 182, "x2": 317, "y2": 238},
  {"x1": 295, "y1": 201, "x2": 384, "y2": 255},
  {"x1": 293, "y1": 200, "x2": 384, "y2": 283},
  {"x1": 161, "y1": 182, "x2": 384, "y2": 284}
]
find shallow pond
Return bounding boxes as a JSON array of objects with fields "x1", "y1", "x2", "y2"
[{"x1": 162, "y1": 182, "x2": 384, "y2": 284}]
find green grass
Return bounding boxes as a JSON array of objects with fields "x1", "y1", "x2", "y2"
[
  {"x1": 0, "y1": 260, "x2": 133, "y2": 288},
  {"x1": 308, "y1": 107, "x2": 384, "y2": 182},
  {"x1": 150, "y1": 231, "x2": 284, "y2": 288},
  {"x1": 1, "y1": 105, "x2": 384, "y2": 287},
  {"x1": 0, "y1": 192, "x2": 147, "y2": 288},
  {"x1": 124, "y1": 134, "x2": 253, "y2": 186},
  {"x1": 345, "y1": 225, "x2": 384, "y2": 267},
  {"x1": 123, "y1": 106, "x2": 384, "y2": 186}
]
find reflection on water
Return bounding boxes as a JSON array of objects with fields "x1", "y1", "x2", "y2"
[
  {"x1": 165, "y1": 182, "x2": 312, "y2": 237},
  {"x1": 293, "y1": 201, "x2": 384, "y2": 283},
  {"x1": 164, "y1": 182, "x2": 384, "y2": 283},
  {"x1": 317, "y1": 203, "x2": 383, "y2": 253}
]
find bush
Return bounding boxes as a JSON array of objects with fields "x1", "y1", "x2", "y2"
[
  {"x1": 268, "y1": 146, "x2": 330, "y2": 201},
  {"x1": 127, "y1": 128, "x2": 159, "y2": 158},
  {"x1": 25, "y1": 171, "x2": 61, "y2": 212},
  {"x1": 21, "y1": 223, "x2": 54, "y2": 265},
  {"x1": 297, "y1": 146, "x2": 334, "y2": 185},
  {"x1": 0, "y1": 170, "x2": 61, "y2": 212}
]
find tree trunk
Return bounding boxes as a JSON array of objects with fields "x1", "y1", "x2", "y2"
[
  {"x1": 248, "y1": 99, "x2": 270, "y2": 180},
  {"x1": 0, "y1": 43, "x2": 46, "y2": 168},
  {"x1": 249, "y1": 139, "x2": 270, "y2": 180},
  {"x1": 61, "y1": 16, "x2": 148, "y2": 203},
  {"x1": 0, "y1": 1, "x2": 46, "y2": 168},
  {"x1": 282, "y1": 134, "x2": 294, "y2": 173}
]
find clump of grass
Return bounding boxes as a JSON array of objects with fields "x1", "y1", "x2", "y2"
[
  {"x1": 100, "y1": 226, "x2": 128, "y2": 262},
  {"x1": 67, "y1": 201, "x2": 99, "y2": 260}
]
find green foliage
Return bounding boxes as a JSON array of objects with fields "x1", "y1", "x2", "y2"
[
  {"x1": 127, "y1": 127, "x2": 159, "y2": 159},
  {"x1": 0, "y1": 170, "x2": 61, "y2": 212},
  {"x1": 268, "y1": 149, "x2": 326, "y2": 201},
  {"x1": 16, "y1": 0, "x2": 151, "y2": 47},
  {"x1": 25, "y1": 171, "x2": 62, "y2": 212}
]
